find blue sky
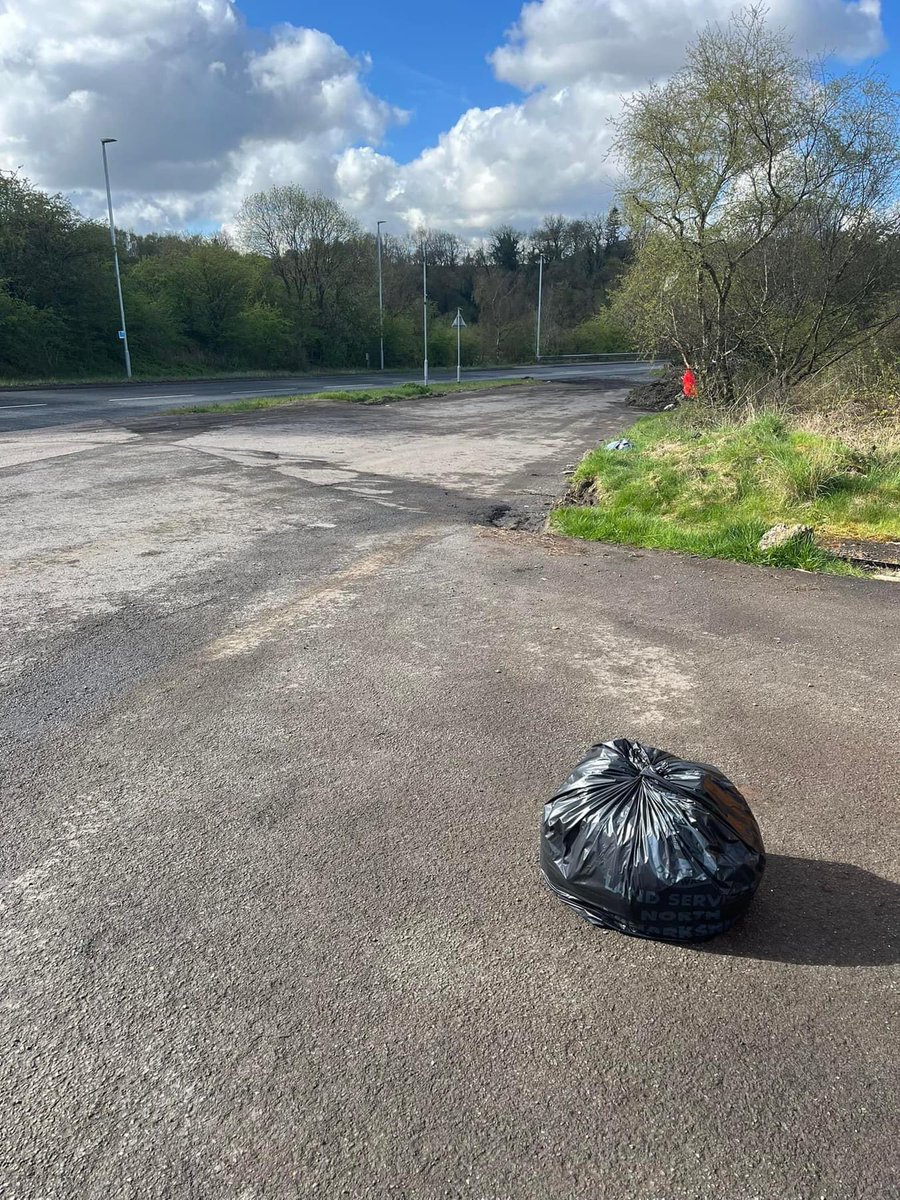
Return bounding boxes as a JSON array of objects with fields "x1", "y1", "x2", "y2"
[
  {"x1": 240, "y1": 0, "x2": 900, "y2": 165},
  {"x1": 243, "y1": 0, "x2": 527, "y2": 160},
  {"x1": 1, "y1": 0, "x2": 896, "y2": 233},
  {"x1": 879, "y1": 1, "x2": 899, "y2": 81}
]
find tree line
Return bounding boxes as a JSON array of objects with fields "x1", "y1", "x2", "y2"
[
  {"x1": 3, "y1": 7, "x2": 897, "y2": 395},
  {"x1": 0, "y1": 171, "x2": 632, "y2": 379},
  {"x1": 612, "y1": 7, "x2": 900, "y2": 405}
]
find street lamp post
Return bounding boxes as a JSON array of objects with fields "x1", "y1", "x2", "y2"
[
  {"x1": 422, "y1": 245, "x2": 428, "y2": 387},
  {"x1": 376, "y1": 220, "x2": 386, "y2": 370},
  {"x1": 535, "y1": 252, "x2": 544, "y2": 362},
  {"x1": 100, "y1": 138, "x2": 132, "y2": 379}
]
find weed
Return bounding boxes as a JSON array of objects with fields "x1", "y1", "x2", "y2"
[
  {"x1": 556, "y1": 409, "x2": 900, "y2": 575},
  {"x1": 174, "y1": 377, "x2": 532, "y2": 415}
]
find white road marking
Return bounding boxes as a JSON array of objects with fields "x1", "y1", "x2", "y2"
[
  {"x1": 105, "y1": 400, "x2": 186, "y2": 408},
  {"x1": 106, "y1": 398, "x2": 196, "y2": 408},
  {"x1": 0, "y1": 403, "x2": 48, "y2": 410},
  {"x1": 226, "y1": 387, "x2": 301, "y2": 395}
]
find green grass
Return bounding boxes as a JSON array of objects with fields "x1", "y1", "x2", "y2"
[
  {"x1": 174, "y1": 377, "x2": 533, "y2": 414},
  {"x1": 552, "y1": 411, "x2": 900, "y2": 575}
]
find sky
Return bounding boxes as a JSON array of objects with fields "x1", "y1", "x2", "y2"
[{"x1": 0, "y1": 0, "x2": 896, "y2": 237}]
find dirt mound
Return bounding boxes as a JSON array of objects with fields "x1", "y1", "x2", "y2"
[
  {"x1": 626, "y1": 368, "x2": 682, "y2": 411},
  {"x1": 560, "y1": 477, "x2": 601, "y2": 507}
]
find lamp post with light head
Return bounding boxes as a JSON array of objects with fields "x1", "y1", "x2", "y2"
[{"x1": 100, "y1": 138, "x2": 132, "y2": 378}]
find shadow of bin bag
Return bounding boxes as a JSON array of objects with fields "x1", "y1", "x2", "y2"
[{"x1": 540, "y1": 739, "x2": 765, "y2": 942}]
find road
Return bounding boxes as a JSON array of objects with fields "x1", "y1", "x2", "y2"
[
  {"x1": 1, "y1": 379, "x2": 898, "y2": 1199},
  {"x1": 0, "y1": 360, "x2": 657, "y2": 432}
]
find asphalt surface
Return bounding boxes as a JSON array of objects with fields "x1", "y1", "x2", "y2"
[
  {"x1": 0, "y1": 360, "x2": 657, "y2": 432},
  {"x1": 1, "y1": 381, "x2": 898, "y2": 1200}
]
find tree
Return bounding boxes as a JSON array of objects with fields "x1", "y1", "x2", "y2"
[
  {"x1": 0, "y1": 170, "x2": 119, "y2": 374},
  {"x1": 614, "y1": 6, "x2": 900, "y2": 401},
  {"x1": 533, "y1": 215, "x2": 572, "y2": 262},
  {"x1": 603, "y1": 206, "x2": 622, "y2": 252},
  {"x1": 0, "y1": 166, "x2": 637, "y2": 378},
  {"x1": 235, "y1": 186, "x2": 364, "y2": 363},
  {"x1": 0, "y1": 291, "x2": 70, "y2": 376},
  {"x1": 474, "y1": 267, "x2": 529, "y2": 362},
  {"x1": 0, "y1": 170, "x2": 82, "y2": 310},
  {"x1": 224, "y1": 301, "x2": 293, "y2": 366},
  {"x1": 489, "y1": 225, "x2": 522, "y2": 272}
]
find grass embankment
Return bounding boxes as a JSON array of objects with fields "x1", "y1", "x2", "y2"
[
  {"x1": 552, "y1": 411, "x2": 900, "y2": 575},
  {"x1": 175, "y1": 377, "x2": 532, "y2": 414}
]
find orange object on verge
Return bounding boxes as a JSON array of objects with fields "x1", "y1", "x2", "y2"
[{"x1": 682, "y1": 367, "x2": 697, "y2": 398}]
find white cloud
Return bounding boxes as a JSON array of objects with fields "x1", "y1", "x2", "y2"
[
  {"x1": 335, "y1": 83, "x2": 623, "y2": 235},
  {"x1": 0, "y1": 0, "x2": 403, "y2": 227},
  {"x1": 0, "y1": 0, "x2": 889, "y2": 234},
  {"x1": 490, "y1": 0, "x2": 886, "y2": 91},
  {"x1": 345, "y1": 0, "x2": 887, "y2": 236}
]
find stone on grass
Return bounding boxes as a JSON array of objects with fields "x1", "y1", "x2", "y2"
[{"x1": 758, "y1": 523, "x2": 813, "y2": 552}]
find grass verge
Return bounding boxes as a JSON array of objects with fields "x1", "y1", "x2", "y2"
[
  {"x1": 552, "y1": 410, "x2": 900, "y2": 575},
  {"x1": 173, "y1": 377, "x2": 533, "y2": 414}
]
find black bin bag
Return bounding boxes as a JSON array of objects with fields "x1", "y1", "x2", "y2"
[{"x1": 540, "y1": 739, "x2": 765, "y2": 942}]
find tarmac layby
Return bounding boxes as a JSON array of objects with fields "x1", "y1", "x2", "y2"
[{"x1": 1, "y1": 380, "x2": 897, "y2": 1199}]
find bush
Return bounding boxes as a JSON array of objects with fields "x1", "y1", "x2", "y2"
[
  {"x1": 224, "y1": 302, "x2": 294, "y2": 368},
  {"x1": 564, "y1": 309, "x2": 634, "y2": 354},
  {"x1": 0, "y1": 293, "x2": 72, "y2": 376}
]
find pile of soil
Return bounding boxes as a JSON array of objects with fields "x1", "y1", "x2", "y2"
[
  {"x1": 560, "y1": 477, "x2": 601, "y2": 507},
  {"x1": 626, "y1": 368, "x2": 682, "y2": 411}
]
